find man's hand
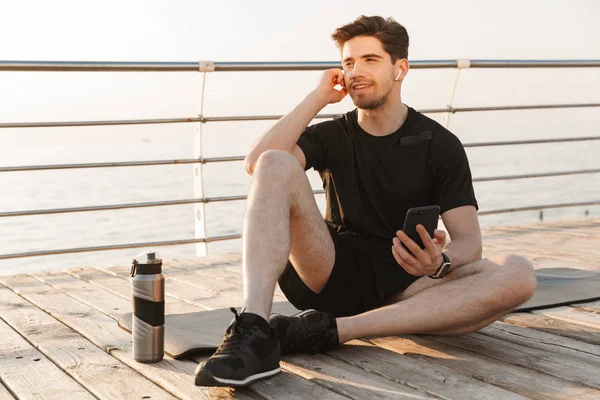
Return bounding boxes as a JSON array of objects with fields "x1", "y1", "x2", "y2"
[
  {"x1": 392, "y1": 225, "x2": 447, "y2": 276},
  {"x1": 315, "y1": 69, "x2": 348, "y2": 104}
]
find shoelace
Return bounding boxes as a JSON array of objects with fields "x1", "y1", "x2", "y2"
[{"x1": 214, "y1": 307, "x2": 255, "y2": 355}]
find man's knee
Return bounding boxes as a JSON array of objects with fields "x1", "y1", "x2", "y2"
[
  {"x1": 488, "y1": 254, "x2": 537, "y2": 309},
  {"x1": 254, "y1": 150, "x2": 304, "y2": 178}
]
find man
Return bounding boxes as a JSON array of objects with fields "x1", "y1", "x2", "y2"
[{"x1": 194, "y1": 15, "x2": 537, "y2": 387}]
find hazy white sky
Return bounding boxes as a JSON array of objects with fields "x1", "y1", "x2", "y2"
[{"x1": 2, "y1": 0, "x2": 599, "y2": 60}]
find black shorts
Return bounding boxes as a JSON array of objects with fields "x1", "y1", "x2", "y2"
[{"x1": 278, "y1": 224, "x2": 420, "y2": 317}]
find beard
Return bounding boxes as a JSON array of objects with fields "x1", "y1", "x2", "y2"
[{"x1": 350, "y1": 73, "x2": 396, "y2": 110}]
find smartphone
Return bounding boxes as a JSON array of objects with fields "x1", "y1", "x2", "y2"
[{"x1": 401, "y1": 205, "x2": 440, "y2": 253}]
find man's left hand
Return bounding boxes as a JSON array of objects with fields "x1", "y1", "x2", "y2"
[{"x1": 392, "y1": 225, "x2": 447, "y2": 276}]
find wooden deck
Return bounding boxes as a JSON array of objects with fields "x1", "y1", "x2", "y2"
[{"x1": 1, "y1": 218, "x2": 599, "y2": 399}]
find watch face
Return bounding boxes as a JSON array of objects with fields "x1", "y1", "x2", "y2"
[{"x1": 435, "y1": 262, "x2": 451, "y2": 278}]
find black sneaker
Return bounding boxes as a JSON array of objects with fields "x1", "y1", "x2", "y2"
[
  {"x1": 269, "y1": 309, "x2": 339, "y2": 355},
  {"x1": 194, "y1": 308, "x2": 281, "y2": 387}
]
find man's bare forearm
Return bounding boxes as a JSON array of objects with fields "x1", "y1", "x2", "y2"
[
  {"x1": 444, "y1": 233, "x2": 482, "y2": 271},
  {"x1": 244, "y1": 90, "x2": 328, "y2": 173}
]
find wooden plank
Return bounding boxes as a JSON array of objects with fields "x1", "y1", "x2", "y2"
[
  {"x1": 33, "y1": 271, "x2": 130, "y2": 321},
  {"x1": 282, "y1": 353, "x2": 436, "y2": 399},
  {"x1": 328, "y1": 339, "x2": 527, "y2": 399},
  {"x1": 0, "y1": 383, "x2": 14, "y2": 400},
  {"x1": 423, "y1": 331, "x2": 600, "y2": 389},
  {"x1": 0, "y1": 316, "x2": 95, "y2": 400},
  {"x1": 39, "y1": 270, "x2": 339, "y2": 400},
  {"x1": 533, "y1": 306, "x2": 600, "y2": 330},
  {"x1": 193, "y1": 265, "x2": 287, "y2": 299},
  {"x1": 190, "y1": 355, "x2": 348, "y2": 400},
  {"x1": 0, "y1": 275, "x2": 255, "y2": 400},
  {"x1": 165, "y1": 262, "x2": 286, "y2": 302},
  {"x1": 0, "y1": 284, "x2": 176, "y2": 400},
  {"x1": 573, "y1": 300, "x2": 600, "y2": 312},
  {"x1": 370, "y1": 335, "x2": 600, "y2": 400},
  {"x1": 102, "y1": 262, "x2": 285, "y2": 309},
  {"x1": 483, "y1": 242, "x2": 600, "y2": 265},
  {"x1": 481, "y1": 320, "x2": 600, "y2": 358},
  {"x1": 66, "y1": 267, "x2": 201, "y2": 315},
  {"x1": 172, "y1": 254, "x2": 242, "y2": 267},
  {"x1": 99, "y1": 264, "x2": 239, "y2": 310},
  {"x1": 501, "y1": 312, "x2": 600, "y2": 345},
  {"x1": 175, "y1": 261, "x2": 286, "y2": 299},
  {"x1": 163, "y1": 265, "x2": 247, "y2": 303}
]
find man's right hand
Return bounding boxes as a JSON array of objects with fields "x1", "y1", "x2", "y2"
[{"x1": 315, "y1": 69, "x2": 348, "y2": 104}]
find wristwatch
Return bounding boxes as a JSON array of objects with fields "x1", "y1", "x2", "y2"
[{"x1": 429, "y1": 252, "x2": 451, "y2": 279}]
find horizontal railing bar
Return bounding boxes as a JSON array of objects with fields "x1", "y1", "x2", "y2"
[
  {"x1": 2, "y1": 199, "x2": 598, "y2": 260},
  {"x1": 478, "y1": 200, "x2": 600, "y2": 216},
  {"x1": 473, "y1": 168, "x2": 600, "y2": 182},
  {"x1": 468, "y1": 60, "x2": 600, "y2": 68},
  {"x1": 203, "y1": 104, "x2": 600, "y2": 122},
  {"x1": 0, "y1": 117, "x2": 203, "y2": 128},
  {"x1": 0, "y1": 156, "x2": 242, "y2": 172},
  {"x1": 0, "y1": 61, "x2": 204, "y2": 72},
  {"x1": 463, "y1": 136, "x2": 600, "y2": 148},
  {"x1": 0, "y1": 196, "x2": 248, "y2": 217},
  {"x1": 0, "y1": 234, "x2": 242, "y2": 260},
  {"x1": 202, "y1": 113, "x2": 342, "y2": 122},
  {"x1": 0, "y1": 192, "x2": 324, "y2": 217},
  {"x1": 4, "y1": 168, "x2": 600, "y2": 217},
  {"x1": 216, "y1": 60, "x2": 600, "y2": 71},
  {"x1": 4, "y1": 136, "x2": 599, "y2": 172},
  {"x1": 2, "y1": 59, "x2": 599, "y2": 72},
  {"x1": 450, "y1": 103, "x2": 600, "y2": 113},
  {"x1": 3, "y1": 103, "x2": 599, "y2": 129}
]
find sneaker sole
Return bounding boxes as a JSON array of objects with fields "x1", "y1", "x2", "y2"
[{"x1": 195, "y1": 366, "x2": 282, "y2": 387}]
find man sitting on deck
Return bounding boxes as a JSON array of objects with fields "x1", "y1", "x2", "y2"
[{"x1": 195, "y1": 15, "x2": 537, "y2": 387}]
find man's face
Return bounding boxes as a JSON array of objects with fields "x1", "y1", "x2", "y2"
[{"x1": 341, "y1": 36, "x2": 397, "y2": 110}]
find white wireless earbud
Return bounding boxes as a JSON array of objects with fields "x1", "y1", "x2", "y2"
[{"x1": 395, "y1": 70, "x2": 403, "y2": 81}]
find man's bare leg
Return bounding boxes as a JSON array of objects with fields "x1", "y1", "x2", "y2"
[
  {"x1": 241, "y1": 150, "x2": 335, "y2": 320},
  {"x1": 336, "y1": 254, "x2": 536, "y2": 343}
]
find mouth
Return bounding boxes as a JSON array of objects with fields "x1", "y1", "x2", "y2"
[{"x1": 352, "y1": 83, "x2": 373, "y2": 92}]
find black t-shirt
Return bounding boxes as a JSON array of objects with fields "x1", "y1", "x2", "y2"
[{"x1": 297, "y1": 105, "x2": 478, "y2": 244}]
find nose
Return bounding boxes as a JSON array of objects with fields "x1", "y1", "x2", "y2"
[{"x1": 348, "y1": 61, "x2": 366, "y2": 80}]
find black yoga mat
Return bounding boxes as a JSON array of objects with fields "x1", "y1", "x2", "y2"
[{"x1": 118, "y1": 268, "x2": 600, "y2": 359}]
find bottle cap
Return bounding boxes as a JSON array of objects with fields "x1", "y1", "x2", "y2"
[
  {"x1": 131, "y1": 250, "x2": 163, "y2": 276},
  {"x1": 133, "y1": 250, "x2": 162, "y2": 265}
]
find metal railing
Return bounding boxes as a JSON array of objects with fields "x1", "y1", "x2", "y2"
[{"x1": 1, "y1": 59, "x2": 599, "y2": 260}]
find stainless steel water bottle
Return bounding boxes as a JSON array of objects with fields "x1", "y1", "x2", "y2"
[{"x1": 131, "y1": 250, "x2": 165, "y2": 363}]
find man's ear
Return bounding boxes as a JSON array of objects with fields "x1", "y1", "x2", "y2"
[{"x1": 395, "y1": 59, "x2": 410, "y2": 81}]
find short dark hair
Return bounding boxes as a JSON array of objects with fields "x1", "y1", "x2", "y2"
[{"x1": 331, "y1": 16, "x2": 409, "y2": 63}]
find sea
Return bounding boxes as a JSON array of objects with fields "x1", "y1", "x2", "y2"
[{"x1": 1, "y1": 67, "x2": 599, "y2": 275}]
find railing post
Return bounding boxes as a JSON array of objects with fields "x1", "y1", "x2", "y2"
[
  {"x1": 194, "y1": 72, "x2": 209, "y2": 256},
  {"x1": 444, "y1": 59, "x2": 470, "y2": 129}
]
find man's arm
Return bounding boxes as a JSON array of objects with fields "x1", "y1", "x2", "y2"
[
  {"x1": 244, "y1": 69, "x2": 347, "y2": 175},
  {"x1": 441, "y1": 205, "x2": 482, "y2": 272}
]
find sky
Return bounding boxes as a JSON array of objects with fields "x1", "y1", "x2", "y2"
[{"x1": 2, "y1": 0, "x2": 599, "y2": 61}]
